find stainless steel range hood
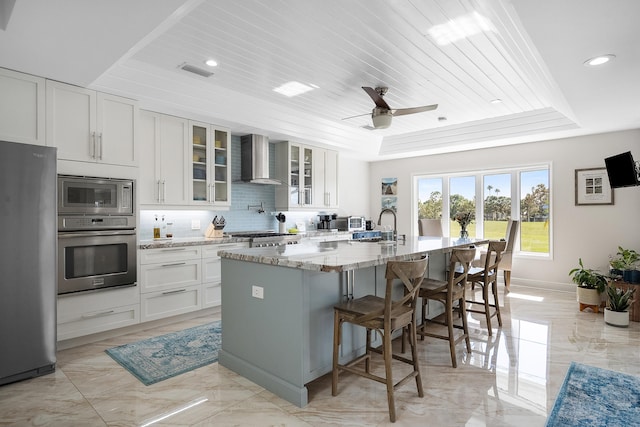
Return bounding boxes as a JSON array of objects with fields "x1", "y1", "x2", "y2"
[{"x1": 240, "y1": 134, "x2": 281, "y2": 185}]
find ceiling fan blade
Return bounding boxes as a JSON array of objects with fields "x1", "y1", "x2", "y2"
[
  {"x1": 391, "y1": 104, "x2": 438, "y2": 117},
  {"x1": 362, "y1": 87, "x2": 391, "y2": 110},
  {"x1": 341, "y1": 112, "x2": 371, "y2": 120}
]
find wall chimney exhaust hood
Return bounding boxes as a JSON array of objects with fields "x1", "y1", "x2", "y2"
[{"x1": 240, "y1": 134, "x2": 281, "y2": 185}]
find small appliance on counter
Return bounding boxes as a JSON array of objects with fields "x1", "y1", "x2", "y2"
[
  {"x1": 276, "y1": 212, "x2": 286, "y2": 233},
  {"x1": 365, "y1": 220, "x2": 375, "y2": 230},
  {"x1": 335, "y1": 216, "x2": 366, "y2": 231},
  {"x1": 317, "y1": 213, "x2": 337, "y2": 230}
]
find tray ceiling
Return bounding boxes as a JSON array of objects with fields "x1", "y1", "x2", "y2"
[{"x1": 1, "y1": 0, "x2": 638, "y2": 160}]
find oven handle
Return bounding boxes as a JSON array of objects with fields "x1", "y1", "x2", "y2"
[{"x1": 58, "y1": 229, "x2": 136, "y2": 238}]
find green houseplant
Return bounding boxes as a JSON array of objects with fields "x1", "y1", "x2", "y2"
[
  {"x1": 609, "y1": 246, "x2": 639, "y2": 281},
  {"x1": 604, "y1": 285, "x2": 636, "y2": 327},
  {"x1": 569, "y1": 258, "x2": 607, "y2": 311}
]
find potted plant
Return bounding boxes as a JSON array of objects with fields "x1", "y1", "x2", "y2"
[
  {"x1": 604, "y1": 285, "x2": 635, "y2": 327},
  {"x1": 569, "y1": 258, "x2": 607, "y2": 311},
  {"x1": 609, "y1": 246, "x2": 639, "y2": 282}
]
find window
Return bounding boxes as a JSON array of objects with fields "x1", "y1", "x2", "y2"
[{"x1": 415, "y1": 165, "x2": 550, "y2": 256}]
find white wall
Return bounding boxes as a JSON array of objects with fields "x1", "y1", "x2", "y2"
[{"x1": 369, "y1": 129, "x2": 640, "y2": 289}]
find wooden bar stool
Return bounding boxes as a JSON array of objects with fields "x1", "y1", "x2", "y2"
[
  {"x1": 332, "y1": 257, "x2": 428, "y2": 423},
  {"x1": 418, "y1": 246, "x2": 476, "y2": 368},
  {"x1": 465, "y1": 240, "x2": 507, "y2": 336}
]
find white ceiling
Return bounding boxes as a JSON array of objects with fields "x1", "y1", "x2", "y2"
[{"x1": 1, "y1": 0, "x2": 638, "y2": 161}]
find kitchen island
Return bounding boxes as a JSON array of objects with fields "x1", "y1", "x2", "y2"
[{"x1": 218, "y1": 237, "x2": 486, "y2": 407}]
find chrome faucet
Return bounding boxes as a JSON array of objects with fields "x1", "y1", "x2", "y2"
[{"x1": 377, "y1": 208, "x2": 397, "y2": 241}]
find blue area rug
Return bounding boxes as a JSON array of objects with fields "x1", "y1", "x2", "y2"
[
  {"x1": 106, "y1": 321, "x2": 221, "y2": 386},
  {"x1": 546, "y1": 362, "x2": 640, "y2": 427}
]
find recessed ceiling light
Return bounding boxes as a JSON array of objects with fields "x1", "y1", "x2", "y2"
[
  {"x1": 438, "y1": 116, "x2": 447, "y2": 122},
  {"x1": 273, "y1": 81, "x2": 316, "y2": 97},
  {"x1": 204, "y1": 59, "x2": 218, "y2": 67},
  {"x1": 490, "y1": 98, "x2": 502, "y2": 104},
  {"x1": 583, "y1": 54, "x2": 615, "y2": 67},
  {"x1": 427, "y1": 11, "x2": 496, "y2": 46}
]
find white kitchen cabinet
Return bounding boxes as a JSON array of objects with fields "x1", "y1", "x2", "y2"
[
  {"x1": 312, "y1": 148, "x2": 339, "y2": 209},
  {"x1": 0, "y1": 68, "x2": 45, "y2": 145},
  {"x1": 139, "y1": 111, "x2": 189, "y2": 205},
  {"x1": 189, "y1": 122, "x2": 231, "y2": 207},
  {"x1": 275, "y1": 142, "x2": 315, "y2": 210},
  {"x1": 202, "y1": 242, "x2": 249, "y2": 308},
  {"x1": 57, "y1": 284, "x2": 140, "y2": 341},
  {"x1": 46, "y1": 80, "x2": 138, "y2": 166},
  {"x1": 139, "y1": 246, "x2": 202, "y2": 322},
  {"x1": 140, "y1": 284, "x2": 201, "y2": 322},
  {"x1": 276, "y1": 142, "x2": 338, "y2": 210}
]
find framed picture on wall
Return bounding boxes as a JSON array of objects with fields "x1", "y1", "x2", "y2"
[
  {"x1": 381, "y1": 178, "x2": 398, "y2": 195},
  {"x1": 575, "y1": 168, "x2": 614, "y2": 205}
]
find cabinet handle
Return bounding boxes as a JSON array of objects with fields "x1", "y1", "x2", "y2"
[
  {"x1": 162, "y1": 289, "x2": 187, "y2": 295},
  {"x1": 161, "y1": 262, "x2": 186, "y2": 267},
  {"x1": 162, "y1": 180, "x2": 167, "y2": 202},
  {"x1": 160, "y1": 247, "x2": 186, "y2": 252},
  {"x1": 81, "y1": 310, "x2": 115, "y2": 319},
  {"x1": 98, "y1": 132, "x2": 103, "y2": 160},
  {"x1": 90, "y1": 132, "x2": 96, "y2": 158}
]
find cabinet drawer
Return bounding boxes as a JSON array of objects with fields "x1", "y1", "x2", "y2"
[
  {"x1": 57, "y1": 285, "x2": 140, "y2": 316},
  {"x1": 140, "y1": 246, "x2": 201, "y2": 264},
  {"x1": 201, "y1": 242, "x2": 248, "y2": 259},
  {"x1": 140, "y1": 284, "x2": 201, "y2": 322},
  {"x1": 57, "y1": 303, "x2": 139, "y2": 341},
  {"x1": 140, "y1": 259, "x2": 201, "y2": 293}
]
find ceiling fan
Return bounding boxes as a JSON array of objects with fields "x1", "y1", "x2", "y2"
[{"x1": 343, "y1": 87, "x2": 438, "y2": 129}]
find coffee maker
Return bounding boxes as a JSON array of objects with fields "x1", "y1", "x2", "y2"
[{"x1": 317, "y1": 213, "x2": 337, "y2": 230}]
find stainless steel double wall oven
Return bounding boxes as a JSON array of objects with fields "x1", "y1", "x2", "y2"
[{"x1": 57, "y1": 175, "x2": 137, "y2": 295}]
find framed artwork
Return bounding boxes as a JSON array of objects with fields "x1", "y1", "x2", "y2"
[
  {"x1": 382, "y1": 196, "x2": 397, "y2": 211},
  {"x1": 381, "y1": 178, "x2": 397, "y2": 195},
  {"x1": 575, "y1": 168, "x2": 614, "y2": 205}
]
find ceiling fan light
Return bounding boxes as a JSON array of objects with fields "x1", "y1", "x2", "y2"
[{"x1": 372, "y1": 113, "x2": 392, "y2": 129}]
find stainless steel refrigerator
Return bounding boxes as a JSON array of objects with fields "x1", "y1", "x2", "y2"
[{"x1": 0, "y1": 140, "x2": 57, "y2": 385}]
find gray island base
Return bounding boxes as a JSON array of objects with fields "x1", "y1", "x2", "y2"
[{"x1": 218, "y1": 237, "x2": 487, "y2": 407}]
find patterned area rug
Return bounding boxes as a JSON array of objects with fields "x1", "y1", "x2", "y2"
[
  {"x1": 106, "y1": 321, "x2": 221, "y2": 385},
  {"x1": 546, "y1": 362, "x2": 640, "y2": 427}
]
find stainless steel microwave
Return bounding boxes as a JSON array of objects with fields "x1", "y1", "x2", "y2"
[{"x1": 57, "y1": 175, "x2": 134, "y2": 216}]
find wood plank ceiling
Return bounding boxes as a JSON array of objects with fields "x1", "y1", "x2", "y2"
[{"x1": 4, "y1": 0, "x2": 637, "y2": 159}]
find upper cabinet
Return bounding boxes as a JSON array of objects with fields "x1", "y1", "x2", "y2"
[
  {"x1": 0, "y1": 68, "x2": 46, "y2": 146},
  {"x1": 46, "y1": 81, "x2": 138, "y2": 167},
  {"x1": 275, "y1": 141, "x2": 338, "y2": 210},
  {"x1": 139, "y1": 111, "x2": 189, "y2": 206},
  {"x1": 189, "y1": 122, "x2": 231, "y2": 206},
  {"x1": 139, "y1": 112, "x2": 230, "y2": 208}
]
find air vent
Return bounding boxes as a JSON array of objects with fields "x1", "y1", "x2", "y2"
[{"x1": 179, "y1": 63, "x2": 214, "y2": 78}]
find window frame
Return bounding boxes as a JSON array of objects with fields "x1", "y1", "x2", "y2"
[{"x1": 413, "y1": 163, "x2": 553, "y2": 259}]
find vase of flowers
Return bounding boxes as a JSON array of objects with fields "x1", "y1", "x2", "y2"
[{"x1": 453, "y1": 212, "x2": 473, "y2": 239}]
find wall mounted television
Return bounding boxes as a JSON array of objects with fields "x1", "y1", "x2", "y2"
[{"x1": 604, "y1": 151, "x2": 640, "y2": 188}]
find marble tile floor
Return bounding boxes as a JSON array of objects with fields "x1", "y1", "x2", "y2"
[{"x1": 1, "y1": 285, "x2": 639, "y2": 426}]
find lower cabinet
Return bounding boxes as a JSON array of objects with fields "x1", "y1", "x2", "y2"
[
  {"x1": 202, "y1": 242, "x2": 249, "y2": 308},
  {"x1": 140, "y1": 284, "x2": 201, "y2": 322},
  {"x1": 57, "y1": 285, "x2": 140, "y2": 341},
  {"x1": 139, "y1": 246, "x2": 202, "y2": 322}
]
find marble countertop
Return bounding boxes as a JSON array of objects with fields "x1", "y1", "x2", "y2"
[
  {"x1": 138, "y1": 236, "x2": 250, "y2": 249},
  {"x1": 218, "y1": 237, "x2": 487, "y2": 273},
  {"x1": 138, "y1": 230, "x2": 354, "y2": 249}
]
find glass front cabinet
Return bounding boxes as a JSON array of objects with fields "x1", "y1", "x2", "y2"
[
  {"x1": 189, "y1": 122, "x2": 230, "y2": 206},
  {"x1": 275, "y1": 142, "x2": 316, "y2": 210}
]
